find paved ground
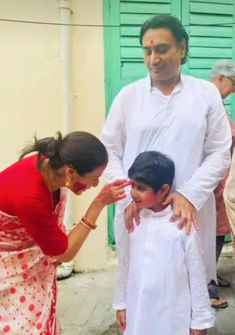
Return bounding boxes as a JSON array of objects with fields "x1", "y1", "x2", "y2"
[{"x1": 57, "y1": 245, "x2": 235, "y2": 335}]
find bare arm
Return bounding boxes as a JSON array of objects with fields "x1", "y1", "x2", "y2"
[{"x1": 55, "y1": 180, "x2": 131, "y2": 262}]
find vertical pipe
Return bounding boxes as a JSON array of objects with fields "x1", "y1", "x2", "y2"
[
  {"x1": 58, "y1": 0, "x2": 72, "y2": 133},
  {"x1": 58, "y1": 0, "x2": 73, "y2": 231},
  {"x1": 57, "y1": 0, "x2": 74, "y2": 278}
]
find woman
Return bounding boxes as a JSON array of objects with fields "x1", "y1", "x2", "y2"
[
  {"x1": 0, "y1": 131, "x2": 130, "y2": 334},
  {"x1": 208, "y1": 59, "x2": 235, "y2": 309}
]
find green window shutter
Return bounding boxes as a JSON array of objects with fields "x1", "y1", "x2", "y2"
[{"x1": 182, "y1": 0, "x2": 235, "y2": 115}]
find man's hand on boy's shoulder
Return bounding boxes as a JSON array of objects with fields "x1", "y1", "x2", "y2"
[
  {"x1": 125, "y1": 192, "x2": 198, "y2": 234},
  {"x1": 163, "y1": 192, "x2": 198, "y2": 234},
  {"x1": 125, "y1": 201, "x2": 140, "y2": 233},
  {"x1": 190, "y1": 329, "x2": 207, "y2": 335}
]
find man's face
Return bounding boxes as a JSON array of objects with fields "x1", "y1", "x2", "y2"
[{"x1": 142, "y1": 28, "x2": 185, "y2": 83}]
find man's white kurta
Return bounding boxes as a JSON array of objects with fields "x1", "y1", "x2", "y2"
[
  {"x1": 101, "y1": 75, "x2": 231, "y2": 282},
  {"x1": 113, "y1": 206, "x2": 215, "y2": 335}
]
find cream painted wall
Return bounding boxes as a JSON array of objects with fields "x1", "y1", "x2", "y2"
[
  {"x1": 0, "y1": 0, "x2": 62, "y2": 169},
  {"x1": 70, "y1": 0, "x2": 109, "y2": 271},
  {"x1": 0, "y1": 0, "x2": 110, "y2": 271}
]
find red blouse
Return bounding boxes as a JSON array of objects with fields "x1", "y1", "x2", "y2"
[{"x1": 0, "y1": 154, "x2": 68, "y2": 256}]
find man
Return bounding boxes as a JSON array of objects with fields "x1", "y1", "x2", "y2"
[{"x1": 101, "y1": 15, "x2": 231, "y2": 301}]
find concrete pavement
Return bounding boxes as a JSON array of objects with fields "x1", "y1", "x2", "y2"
[
  {"x1": 57, "y1": 267, "x2": 117, "y2": 335},
  {"x1": 57, "y1": 245, "x2": 235, "y2": 335}
]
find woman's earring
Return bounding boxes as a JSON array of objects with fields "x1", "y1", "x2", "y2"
[
  {"x1": 65, "y1": 180, "x2": 71, "y2": 188},
  {"x1": 65, "y1": 170, "x2": 72, "y2": 188}
]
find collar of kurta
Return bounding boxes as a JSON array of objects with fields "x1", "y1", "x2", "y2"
[
  {"x1": 140, "y1": 204, "x2": 172, "y2": 218},
  {"x1": 148, "y1": 74, "x2": 185, "y2": 96}
]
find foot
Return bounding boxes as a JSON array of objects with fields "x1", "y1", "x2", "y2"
[{"x1": 211, "y1": 298, "x2": 228, "y2": 309}]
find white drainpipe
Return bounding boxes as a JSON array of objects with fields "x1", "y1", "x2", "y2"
[
  {"x1": 58, "y1": 0, "x2": 73, "y2": 230},
  {"x1": 57, "y1": 0, "x2": 74, "y2": 278},
  {"x1": 58, "y1": 0, "x2": 72, "y2": 134}
]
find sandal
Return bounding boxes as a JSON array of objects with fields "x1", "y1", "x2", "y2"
[
  {"x1": 211, "y1": 297, "x2": 228, "y2": 309},
  {"x1": 217, "y1": 275, "x2": 231, "y2": 288},
  {"x1": 208, "y1": 280, "x2": 229, "y2": 309}
]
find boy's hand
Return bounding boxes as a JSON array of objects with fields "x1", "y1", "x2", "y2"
[
  {"x1": 190, "y1": 329, "x2": 207, "y2": 335},
  {"x1": 116, "y1": 310, "x2": 126, "y2": 333}
]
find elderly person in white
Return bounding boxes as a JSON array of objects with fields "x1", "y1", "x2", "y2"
[
  {"x1": 101, "y1": 15, "x2": 231, "y2": 291},
  {"x1": 207, "y1": 60, "x2": 235, "y2": 308},
  {"x1": 211, "y1": 60, "x2": 235, "y2": 100}
]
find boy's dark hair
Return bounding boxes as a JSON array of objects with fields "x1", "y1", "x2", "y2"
[
  {"x1": 139, "y1": 15, "x2": 188, "y2": 64},
  {"x1": 128, "y1": 151, "x2": 175, "y2": 192}
]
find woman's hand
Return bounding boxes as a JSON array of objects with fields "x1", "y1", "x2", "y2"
[
  {"x1": 116, "y1": 310, "x2": 127, "y2": 333},
  {"x1": 95, "y1": 179, "x2": 133, "y2": 208},
  {"x1": 163, "y1": 192, "x2": 198, "y2": 234}
]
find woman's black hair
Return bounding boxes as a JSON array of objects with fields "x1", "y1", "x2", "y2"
[
  {"x1": 128, "y1": 151, "x2": 175, "y2": 192},
  {"x1": 139, "y1": 14, "x2": 189, "y2": 64},
  {"x1": 19, "y1": 131, "x2": 108, "y2": 175}
]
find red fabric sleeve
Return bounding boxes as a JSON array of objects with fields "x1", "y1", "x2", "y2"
[
  {"x1": 0, "y1": 154, "x2": 68, "y2": 256},
  {"x1": 14, "y1": 193, "x2": 68, "y2": 256}
]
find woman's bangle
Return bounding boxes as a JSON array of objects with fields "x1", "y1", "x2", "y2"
[
  {"x1": 81, "y1": 216, "x2": 97, "y2": 230},
  {"x1": 79, "y1": 220, "x2": 93, "y2": 231}
]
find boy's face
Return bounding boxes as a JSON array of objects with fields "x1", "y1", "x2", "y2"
[{"x1": 131, "y1": 180, "x2": 164, "y2": 211}]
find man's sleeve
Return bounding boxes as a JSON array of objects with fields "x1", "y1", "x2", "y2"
[
  {"x1": 112, "y1": 224, "x2": 130, "y2": 310},
  {"x1": 186, "y1": 229, "x2": 215, "y2": 329},
  {"x1": 177, "y1": 89, "x2": 231, "y2": 211},
  {"x1": 101, "y1": 91, "x2": 127, "y2": 182}
]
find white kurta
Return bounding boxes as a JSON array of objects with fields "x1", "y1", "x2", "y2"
[
  {"x1": 101, "y1": 75, "x2": 231, "y2": 282},
  {"x1": 113, "y1": 206, "x2": 215, "y2": 335}
]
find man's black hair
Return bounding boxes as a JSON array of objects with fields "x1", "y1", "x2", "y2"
[{"x1": 139, "y1": 14, "x2": 188, "y2": 64}]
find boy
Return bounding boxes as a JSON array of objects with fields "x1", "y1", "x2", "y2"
[{"x1": 113, "y1": 151, "x2": 214, "y2": 335}]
